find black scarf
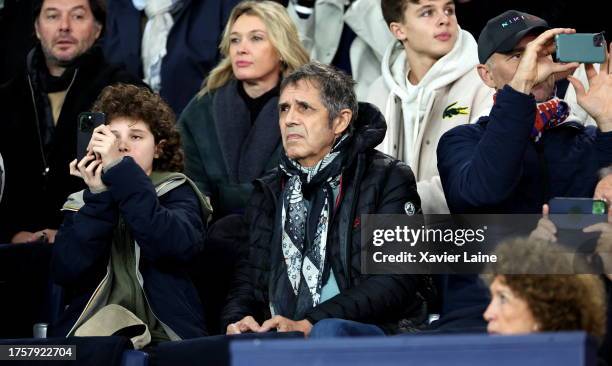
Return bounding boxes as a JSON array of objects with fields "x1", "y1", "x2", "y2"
[{"x1": 27, "y1": 45, "x2": 85, "y2": 148}]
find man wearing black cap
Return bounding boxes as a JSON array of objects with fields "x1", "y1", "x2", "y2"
[
  {"x1": 431, "y1": 10, "x2": 612, "y2": 331},
  {"x1": 438, "y1": 9, "x2": 612, "y2": 214}
]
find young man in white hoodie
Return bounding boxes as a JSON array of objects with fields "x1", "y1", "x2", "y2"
[{"x1": 368, "y1": 0, "x2": 493, "y2": 214}]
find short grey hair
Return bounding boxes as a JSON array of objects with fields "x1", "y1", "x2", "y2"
[{"x1": 280, "y1": 61, "x2": 358, "y2": 130}]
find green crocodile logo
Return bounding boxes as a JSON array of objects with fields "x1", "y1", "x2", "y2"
[{"x1": 443, "y1": 102, "x2": 469, "y2": 119}]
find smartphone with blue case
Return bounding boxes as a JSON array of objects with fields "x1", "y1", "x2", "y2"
[{"x1": 555, "y1": 33, "x2": 607, "y2": 64}]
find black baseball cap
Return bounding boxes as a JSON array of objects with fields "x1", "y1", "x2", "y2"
[{"x1": 477, "y1": 10, "x2": 549, "y2": 64}]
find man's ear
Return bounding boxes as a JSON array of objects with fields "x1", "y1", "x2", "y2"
[
  {"x1": 477, "y1": 63, "x2": 497, "y2": 89},
  {"x1": 154, "y1": 139, "x2": 166, "y2": 159},
  {"x1": 93, "y1": 22, "x2": 102, "y2": 41},
  {"x1": 389, "y1": 22, "x2": 407, "y2": 42},
  {"x1": 332, "y1": 109, "x2": 352, "y2": 136},
  {"x1": 34, "y1": 19, "x2": 41, "y2": 41}
]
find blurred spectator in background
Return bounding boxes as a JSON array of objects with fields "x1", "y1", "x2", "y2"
[
  {"x1": 287, "y1": 0, "x2": 393, "y2": 100},
  {"x1": 0, "y1": 0, "x2": 142, "y2": 244},
  {"x1": 178, "y1": 0, "x2": 309, "y2": 222},
  {"x1": 368, "y1": 0, "x2": 493, "y2": 214},
  {"x1": 0, "y1": 0, "x2": 36, "y2": 84},
  {"x1": 102, "y1": 0, "x2": 241, "y2": 116}
]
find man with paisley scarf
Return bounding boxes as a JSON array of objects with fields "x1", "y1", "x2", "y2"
[{"x1": 223, "y1": 62, "x2": 433, "y2": 337}]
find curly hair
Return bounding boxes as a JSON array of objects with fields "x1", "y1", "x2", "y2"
[
  {"x1": 484, "y1": 238, "x2": 606, "y2": 338},
  {"x1": 91, "y1": 83, "x2": 183, "y2": 172}
]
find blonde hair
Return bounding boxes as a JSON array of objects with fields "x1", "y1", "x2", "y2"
[{"x1": 199, "y1": 0, "x2": 309, "y2": 96}]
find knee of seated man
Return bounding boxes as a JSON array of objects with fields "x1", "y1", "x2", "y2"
[{"x1": 310, "y1": 319, "x2": 384, "y2": 338}]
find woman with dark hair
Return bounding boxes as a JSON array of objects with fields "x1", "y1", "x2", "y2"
[{"x1": 50, "y1": 84, "x2": 212, "y2": 347}]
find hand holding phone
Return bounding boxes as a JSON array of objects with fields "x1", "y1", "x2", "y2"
[
  {"x1": 546, "y1": 197, "x2": 608, "y2": 252},
  {"x1": 548, "y1": 197, "x2": 607, "y2": 230},
  {"x1": 89, "y1": 124, "x2": 123, "y2": 169},
  {"x1": 69, "y1": 152, "x2": 106, "y2": 192}
]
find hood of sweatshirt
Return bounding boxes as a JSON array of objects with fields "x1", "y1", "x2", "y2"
[
  {"x1": 379, "y1": 27, "x2": 479, "y2": 163},
  {"x1": 381, "y1": 28, "x2": 479, "y2": 104}
]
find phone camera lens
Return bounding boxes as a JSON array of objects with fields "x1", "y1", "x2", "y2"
[
  {"x1": 79, "y1": 115, "x2": 93, "y2": 131},
  {"x1": 593, "y1": 201, "x2": 607, "y2": 215},
  {"x1": 594, "y1": 34, "x2": 604, "y2": 47}
]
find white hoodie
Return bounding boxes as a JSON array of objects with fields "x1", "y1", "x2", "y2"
[{"x1": 368, "y1": 28, "x2": 494, "y2": 213}]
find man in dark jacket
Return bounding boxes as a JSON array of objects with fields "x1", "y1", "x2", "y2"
[
  {"x1": 223, "y1": 62, "x2": 429, "y2": 337},
  {"x1": 0, "y1": 0, "x2": 142, "y2": 243},
  {"x1": 438, "y1": 10, "x2": 612, "y2": 214},
  {"x1": 435, "y1": 10, "x2": 612, "y2": 330}
]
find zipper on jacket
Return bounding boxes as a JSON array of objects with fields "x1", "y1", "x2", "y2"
[
  {"x1": 27, "y1": 75, "x2": 50, "y2": 178},
  {"x1": 254, "y1": 176, "x2": 278, "y2": 312},
  {"x1": 343, "y1": 155, "x2": 365, "y2": 289}
]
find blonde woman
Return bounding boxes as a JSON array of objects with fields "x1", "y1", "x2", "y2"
[{"x1": 178, "y1": 1, "x2": 309, "y2": 221}]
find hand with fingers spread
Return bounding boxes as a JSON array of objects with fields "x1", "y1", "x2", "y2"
[
  {"x1": 529, "y1": 204, "x2": 558, "y2": 243},
  {"x1": 568, "y1": 42, "x2": 612, "y2": 132},
  {"x1": 69, "y1": 152, "x2": 106, "y2": 192},
  {"x1": 509, "y1": 28, "x2": 579, "y2": 95},
  {"x1": 226, "y1": 316, "x2": 261, "y2": 335},
  {"x1": 257, "y1": 316, "x2": 312, "y2": 337},
  {"x1": 89, "y1": 124, "x2": 123, "y2": 169}
]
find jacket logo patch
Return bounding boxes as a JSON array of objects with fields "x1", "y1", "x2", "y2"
[
  {"x1": 443, "y1": 102, "x2": 469, "y2": 119},
  {"x1": 404, "y1": 202, "x2": 416, "y2": 216},
  {"x1": 353, "y1": 217, "x2": 361, "y2": 229}
]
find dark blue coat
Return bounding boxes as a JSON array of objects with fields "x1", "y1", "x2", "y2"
[
  {"x1": 102, "y1": 0, "x2": 241, "y2": 115},
  {"x1": 50, "y1": 157, "x2": 207, "y2": 339},
  {"x1": 433, "y1": 85, "x2": 612, "y2": 329},
  {"x1": 438, "y1": 85, "x2": 612, "y2": 214}
]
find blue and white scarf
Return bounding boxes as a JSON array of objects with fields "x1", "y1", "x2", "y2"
[{"x1": 270, "y1": 134, "x2": 350, "y2": 319}]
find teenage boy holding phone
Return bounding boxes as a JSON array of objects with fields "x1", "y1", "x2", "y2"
[{"x1": 51, "y1": 84, "x2": 211, "y2": 345}]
